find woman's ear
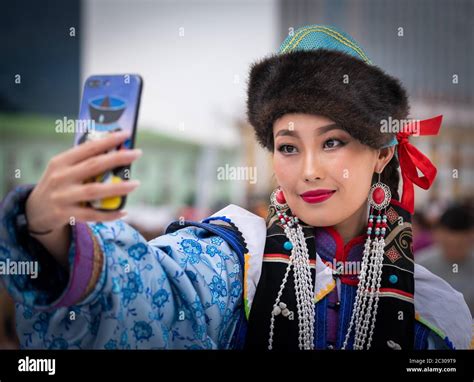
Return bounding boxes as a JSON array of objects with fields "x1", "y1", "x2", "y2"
[{"x1": 375, "y1": 146, "x2": 396, "y2": 173}]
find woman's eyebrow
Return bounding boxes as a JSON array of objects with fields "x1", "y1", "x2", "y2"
[
  {"x1": 317, "y1": 123, "x2": 343, "y2": 135},
  {"x1": 274, "y1": 123, "x2": 342, "y2": 138}
]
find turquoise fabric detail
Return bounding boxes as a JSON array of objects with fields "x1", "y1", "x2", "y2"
[
  {"x1": 279, "y1": 24, "x2": 372, "y2": 64},
  {"x1": 381, "y1": 136, "x2": 399, "y2": 148}
]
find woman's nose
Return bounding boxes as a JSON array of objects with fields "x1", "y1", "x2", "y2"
[{"x1": 302, "y1": 153, "x2": 324, "y2": 182}]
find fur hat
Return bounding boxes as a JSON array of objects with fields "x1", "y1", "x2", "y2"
[{"x1": 246, "y1": 25, "x2": 409, "y2": 151}]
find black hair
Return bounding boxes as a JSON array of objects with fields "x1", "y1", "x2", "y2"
[{"x1": 438, "y1": 204, "x2": 474, "y2": 231}]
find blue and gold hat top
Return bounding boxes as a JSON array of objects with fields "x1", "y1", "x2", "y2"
[{"x1": 278, "y1": 24, "x2": 372, "y2": 65}]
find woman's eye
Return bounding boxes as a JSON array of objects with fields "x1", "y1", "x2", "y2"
[
  {"x1": 277, "y1": 144, "x2": 297, "y2": 154},
  {"x1": 323, "y1": 138, "x2": 345, "y2": 149}
]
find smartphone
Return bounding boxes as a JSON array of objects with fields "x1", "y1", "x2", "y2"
[{"x1": 74, "y1": 74, "x2": 143, "y2": 211}]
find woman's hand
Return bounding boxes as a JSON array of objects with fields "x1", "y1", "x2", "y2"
[{"x1": 25, "y1": 130, "x2": 142, "y2": 268}]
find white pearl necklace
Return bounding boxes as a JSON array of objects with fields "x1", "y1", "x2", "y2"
[
  {"x1": 268, "y1": 181, "x2": 390, "y2": 350},
  {"x1": 268, "y1": 210, "x2": 386, "y2": 351},
  {"x1": 342, "y1": 222, "x2": 386, "y2": 349},
  {"x1": 268, "y1": 212, "x2": 315, "y2": 350}
]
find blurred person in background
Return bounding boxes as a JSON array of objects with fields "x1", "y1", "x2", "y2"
[{"x1": 417, "y1": 203, "x2": 474, "y2": 317}]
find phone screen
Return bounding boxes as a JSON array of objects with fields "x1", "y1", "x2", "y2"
[{"x1": 75, "y1": 74, "x2": 143, "y2": 211}]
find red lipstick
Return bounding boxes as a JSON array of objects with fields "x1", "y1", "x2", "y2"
[{"x1": 300, "y1": 189, "x2": 336, "y2": 204}]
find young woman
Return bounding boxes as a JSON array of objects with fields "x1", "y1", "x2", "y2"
[{"x1": 0, "y1": 25, "x2": 471, "y2": 350}]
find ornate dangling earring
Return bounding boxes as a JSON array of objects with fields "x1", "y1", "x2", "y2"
[
  {"x1": 343, "y1": 172, "x2": 391, "y2": 350},
  {"x1": 270, "y1": 186, "x2": 288, "y2": 210}
]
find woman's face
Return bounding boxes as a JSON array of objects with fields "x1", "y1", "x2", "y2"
[{"x1": 273, "y1": 113, "x2": 391, "y2": 227}]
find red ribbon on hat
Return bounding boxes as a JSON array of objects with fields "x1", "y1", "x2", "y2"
[{"x1": 396, "y1": 115, "x2": 443, "y2": 214}]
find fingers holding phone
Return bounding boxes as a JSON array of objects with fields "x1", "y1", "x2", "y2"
[{"x1": 25, "y1": 131, "x2": 142, "y2": 234}]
